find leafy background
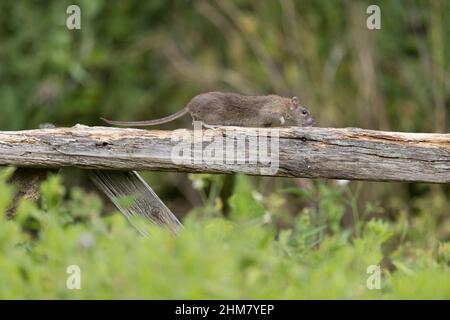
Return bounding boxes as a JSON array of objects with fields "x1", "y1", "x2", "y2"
[{"x1": 0, "y1": 0, "x2": 449, "y2": 298}]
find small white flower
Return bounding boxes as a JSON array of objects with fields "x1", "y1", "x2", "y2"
[
  {"x1": 252, "y1": 191, "x2": 263, "y2": 202},
  {"x1": 78, "y1": 233, "x2": 95, "y2": 249},
  {"x1": 263, "y1": 212, "x2": 272, "y2": 224},
  {"x1": 336, "y1": 179, "x2": 350, "y2": 186},
  {"x1": 192, "y1": 179, "x2": 204, "y2": 190}
]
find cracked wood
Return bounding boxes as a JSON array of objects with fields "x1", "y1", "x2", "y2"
[{"x1": 0, "y1": 125, "x2": 448, "y2": 183}]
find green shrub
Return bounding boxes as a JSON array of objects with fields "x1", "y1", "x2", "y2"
[{"x1": 0, "y1": 171, "x2": 449, "y2": 299}]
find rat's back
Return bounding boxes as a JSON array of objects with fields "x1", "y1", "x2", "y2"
[{"x1": 188, "y1": 92, "x2": 285, "y2": 126}]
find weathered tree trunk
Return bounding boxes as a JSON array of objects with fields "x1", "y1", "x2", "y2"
[{"x1": 0, "y1": 125, "x2": 448, "y2": 183}]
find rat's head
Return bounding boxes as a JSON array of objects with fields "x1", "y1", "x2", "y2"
[{"x1": 287, "y1": 96, "x2": 315, "y2": 127}]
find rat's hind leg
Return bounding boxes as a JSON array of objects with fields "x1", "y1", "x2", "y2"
[{"x1": 190, "y1": 119, "x2": 219, "y2": 131}]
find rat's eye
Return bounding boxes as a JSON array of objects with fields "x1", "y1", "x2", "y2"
[{"x1": 302, "y1": 109, "x2": 308, "y2": 115}]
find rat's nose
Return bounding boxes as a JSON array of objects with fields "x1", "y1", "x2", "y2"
[{"x1": 309, "y1": 117, "x2": 316, "y2": 126}]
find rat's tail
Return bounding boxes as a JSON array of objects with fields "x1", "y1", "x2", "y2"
[{"x1": 101, "y1": 107, "x2": 189, "y2": 127}]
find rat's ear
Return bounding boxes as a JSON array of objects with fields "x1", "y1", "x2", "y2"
[{"x1": 290, "y1": 96, "x2": 299, "y2": 110}]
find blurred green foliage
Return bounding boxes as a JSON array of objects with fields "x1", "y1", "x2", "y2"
[
  {"x1": 1, "y1": 170, "x2": 450, "y2": 299},
  {"x1": 1, "y1": 0, "x2": 448, "y2": 131},
  {"x1": 0, "y1": 1, "x2": 449, "y2": 298}
]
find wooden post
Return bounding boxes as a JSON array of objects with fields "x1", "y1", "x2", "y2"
[{"x1": 90, "y1": 170, "x2": 183, "y2": 235}]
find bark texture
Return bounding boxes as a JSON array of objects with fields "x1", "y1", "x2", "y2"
[{"x1": 0, "y1": 125, "x2": 448, "y2": 183}]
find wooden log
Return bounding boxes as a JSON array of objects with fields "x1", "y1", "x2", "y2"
[
  {"x1": 0, "y1": 125, "x2": 448, "y2": 183},
  {"x1": 4, "y1": 166, "x2": 183, "y2": 234},
  {"x1": 90, "y1": 170, "x2": 183, "y2": 235}
]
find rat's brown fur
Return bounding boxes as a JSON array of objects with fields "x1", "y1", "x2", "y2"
[{"x1": 101, "y1": 92, "x2": 315, "y2": 128}]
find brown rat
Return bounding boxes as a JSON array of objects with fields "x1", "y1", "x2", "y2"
[{"x1": 101, "y1": 91, "x2": 315, "y2": 128}]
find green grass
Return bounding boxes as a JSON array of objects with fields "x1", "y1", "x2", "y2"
[{"x1": 1, "y1": 170, "x2": 449, "y2": 299}]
